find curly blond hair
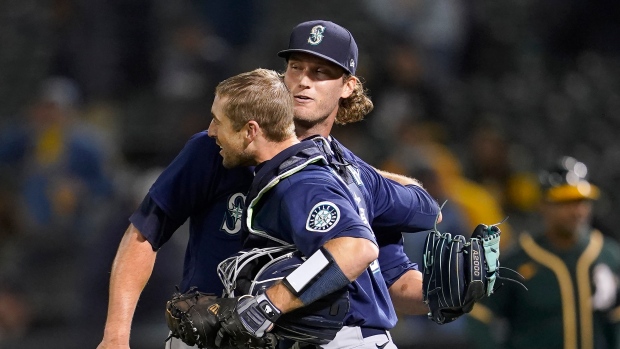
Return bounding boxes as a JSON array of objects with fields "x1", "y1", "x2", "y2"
[{"x1": 335, "y1": 75, "x2": 374, "y2": 125}]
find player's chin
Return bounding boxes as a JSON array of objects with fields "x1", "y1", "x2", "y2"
[
  {"x1": 221, "y1": 154, "x2": 239, "y2": 169},
  {"x1": 293, "y1": 105, "x2": 315, "y2": 118},
  {"x1": 223, "y1": 152, "x2": 254, "y2": 169},
  {"x1": 221, "y1": 158, "x2": 235, "y2": 169},
  {"x1": 294, "y1": 111, "x2": 326, "y2": 126}
]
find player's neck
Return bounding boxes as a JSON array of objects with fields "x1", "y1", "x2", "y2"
[
  {"x1": 294, "y1": 115, "x2": 335, "y2": 140},
  {"x1": 545, "y1": 228, "x2": 579, "y2": 250},
  {"x1": 254, "y1": 135, "x2": 301, "y2": 164}
]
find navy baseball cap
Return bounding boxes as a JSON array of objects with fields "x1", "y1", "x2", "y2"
[{"x1": 278, "y1": 20, "x2": 358, "y2": 75}]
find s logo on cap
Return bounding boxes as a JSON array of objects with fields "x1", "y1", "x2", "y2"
[{"x1": 308, "y1": 25, "x2": 325, "y2": 45}]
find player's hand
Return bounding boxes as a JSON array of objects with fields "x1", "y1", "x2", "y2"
[{"x1": 216, "y1": 294, "x2": 281, "y2": 348}]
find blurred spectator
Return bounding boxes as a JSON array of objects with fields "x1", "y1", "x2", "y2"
[
  {"x1": 190, "y1": 0, "x2": 259, "y2": 48},
  {"x1": 153, "y1": 18, "x2": 228, "y2": 161},
  {"x1": 156, "y1": 19, "x2": 231, "y2": 102},
  {"x1": 0, "y1": 76, "x2": 115, "y2": 343},
  {"x1": 49, "y1": 0, "x2": 157, "y2": 101},
  {"x1": 0, "y1": 76, "x2": 113, "y2": 233},
  {"x1": 464, "y1": 120, "x2": 541, "y2": 234},
  {"x1": 362, "y1": 0, "x2": 471, "y2": 91},
  {"x1": 380, "y1": 121, "x2": 513, "y2": 248},
  {"x1": 368, "y1": 39, "x2": 442, "y2": 150},
  {"x1": 466, "y1": 156, "x2": 620, "y2": 349}
]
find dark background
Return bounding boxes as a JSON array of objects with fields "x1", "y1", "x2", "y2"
[{"x1": 1, "y1": 0, "x2": 619, "y2": 348}]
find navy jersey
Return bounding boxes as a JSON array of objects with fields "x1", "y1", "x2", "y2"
[
  {"x1": 330, "y1": 137, "x2": 439, "y2": 234},
  {"x1": 130, "y1": 131, "x2": 254, "y2": 293},
  {"x1": 129, "y1": 132, "x2": 437, "y2": 299},
  {"x1": 243, "y1": 140, "x2": 398, "y2": 330}
]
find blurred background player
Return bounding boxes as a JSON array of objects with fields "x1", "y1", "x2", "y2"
[
  {"x1": 0, "y1": 76, "x2": 115, "y2": 342},
  {"x1": 465, "y1": 156, "x2": 620, "y2": 349}
]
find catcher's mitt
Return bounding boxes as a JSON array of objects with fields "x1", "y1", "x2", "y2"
[
  {"x1": 165, "y1": 288, "x2": 227, "y2": 348},
  {"x1": 422, "y1": 222, "x2": 509, "y2": 325},
  {"x1": 165, "y1": 288, "x2": 277, "y2": 349}
]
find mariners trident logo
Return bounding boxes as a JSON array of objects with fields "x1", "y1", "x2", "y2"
[
  {"x1": 307, "y1": 25, "x2": 325, "y2": 45},
  {"x1": 221, "y1": 192, "x2": 246, "y2": 235},
  {"x1": 306, "y1": 201, "x2": 340, "y2": 232}
]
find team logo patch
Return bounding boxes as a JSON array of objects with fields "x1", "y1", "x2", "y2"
[
  {"x1": 307, "y1": 25, "x2": 325, "y2": 45},
  {"x1": 306, "y1": 201, "x2": 340, "y2": 232}
]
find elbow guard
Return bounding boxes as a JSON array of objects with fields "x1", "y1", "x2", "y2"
[{"x1": 282, "y1": 246, "x2": 351, "y2": 306}]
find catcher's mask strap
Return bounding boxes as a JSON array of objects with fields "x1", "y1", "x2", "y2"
[{"x1": 282, "y1": 246, "x2": 350, "y2": 306}]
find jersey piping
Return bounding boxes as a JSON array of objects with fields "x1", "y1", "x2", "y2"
[
  {"x1": 245, "y1": 153, "x2": 327, "y2": 245},
  {"x1": 519, "y1": 231, "x2": 603, "y2": 349}
]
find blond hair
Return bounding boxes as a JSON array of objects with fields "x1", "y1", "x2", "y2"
[
  {"x1": 336, "y1": 75, "x2": 374, "y2": 125},
  {"x1": 215, "y1": 68, "x2": 295, "y2": 142}
]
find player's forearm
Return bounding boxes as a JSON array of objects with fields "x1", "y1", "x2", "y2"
[
  {"x1": 374, "y1": 168, "x2": 442, "y2": 224},
  {"x1": 323, "y1": 236, "x2": 379, "y2": 280},
  {"x1": 266, "y1": 237, "x2": 378, "y2": 314},
  {"x1": 102, "y1": 224, "x2": 157, "y2": 344},
  {"x1": 264, "y1": 282, "x2": 305, "y2": 314},
  {"x1": 388, "y1": 269, "x2": 429, "y2": 315},
  {"x1": 375, "y1": 168, "x2": 422, "y2": 187}
]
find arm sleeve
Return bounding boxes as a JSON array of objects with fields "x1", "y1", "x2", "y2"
[
  {"x1": 129, "y1": 193, "x2": 184, "y2": 250},
  {"x1": 356, "y1": 157, "x2": 440, "y2": 234},
  {"x1": 129, "y1": 132, "x2": 220, "y2": 249}
]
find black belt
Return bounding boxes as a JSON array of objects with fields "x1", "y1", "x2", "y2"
[{"x1": 360, "y1": 327, "x2": 388, "y2": 338}]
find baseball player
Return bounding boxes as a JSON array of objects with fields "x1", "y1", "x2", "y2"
[
  {"x1": 207, "y1": 68, "x2": 400, "y2": 349},
  {"x1": 277, "y1": 20, "x2": 442, "y2": 317},
  {"x1": 97, "y1": 20, "x2": 438, "y2": 349},
  {"x1": 466, "y1": 156, "x2": 620, "y2": 349}
]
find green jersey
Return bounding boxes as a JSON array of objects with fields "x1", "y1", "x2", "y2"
[{"x1": 467, "y1": 229, "x2": 620, "y2": 349}]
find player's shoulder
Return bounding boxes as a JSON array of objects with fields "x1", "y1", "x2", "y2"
[
  {"x1": 180, "y1": 131, "x2": 220, "y2": 156},
  {"x1": 599, "y1": 230, "x2": 620, "y2": 249},
  {"x1": 272, "y1": 165, "x2": 344, "y2": 199},
  {"x1": 596, "y1": 230, "x2": 620, "y2": 264},
  {"x1": 285, "y1": 163, "x2": 339, "y2": 186},
  {"x1": 187, "y1": 130, "x2": 215, "y2": 146},
  {"x1": 330, "y1": 137, "x2": 366, "y2": 165}
]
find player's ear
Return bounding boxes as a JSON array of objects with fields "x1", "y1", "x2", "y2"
[
  {"x1": 245, "y1": 120, "x2": 260, "y2": 142},
  {"x1": 340, "y1": 76, "x2": 356, "y2": 99}
]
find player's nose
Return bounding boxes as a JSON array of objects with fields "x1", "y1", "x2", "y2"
[
  {"x1": 207, "y1": 119, "x2": 217, "y2": 137},
  {"x1": 294, "y1": 69, "x2": 312, "y2": 88}
]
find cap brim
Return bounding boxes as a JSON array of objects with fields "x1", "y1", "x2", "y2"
[
  {"x1": 277, "y1": 49, "x2": 352, "y2": 74},
  {"x1": 545, "y1": 183, "x2": 600, "y2": 202}
]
